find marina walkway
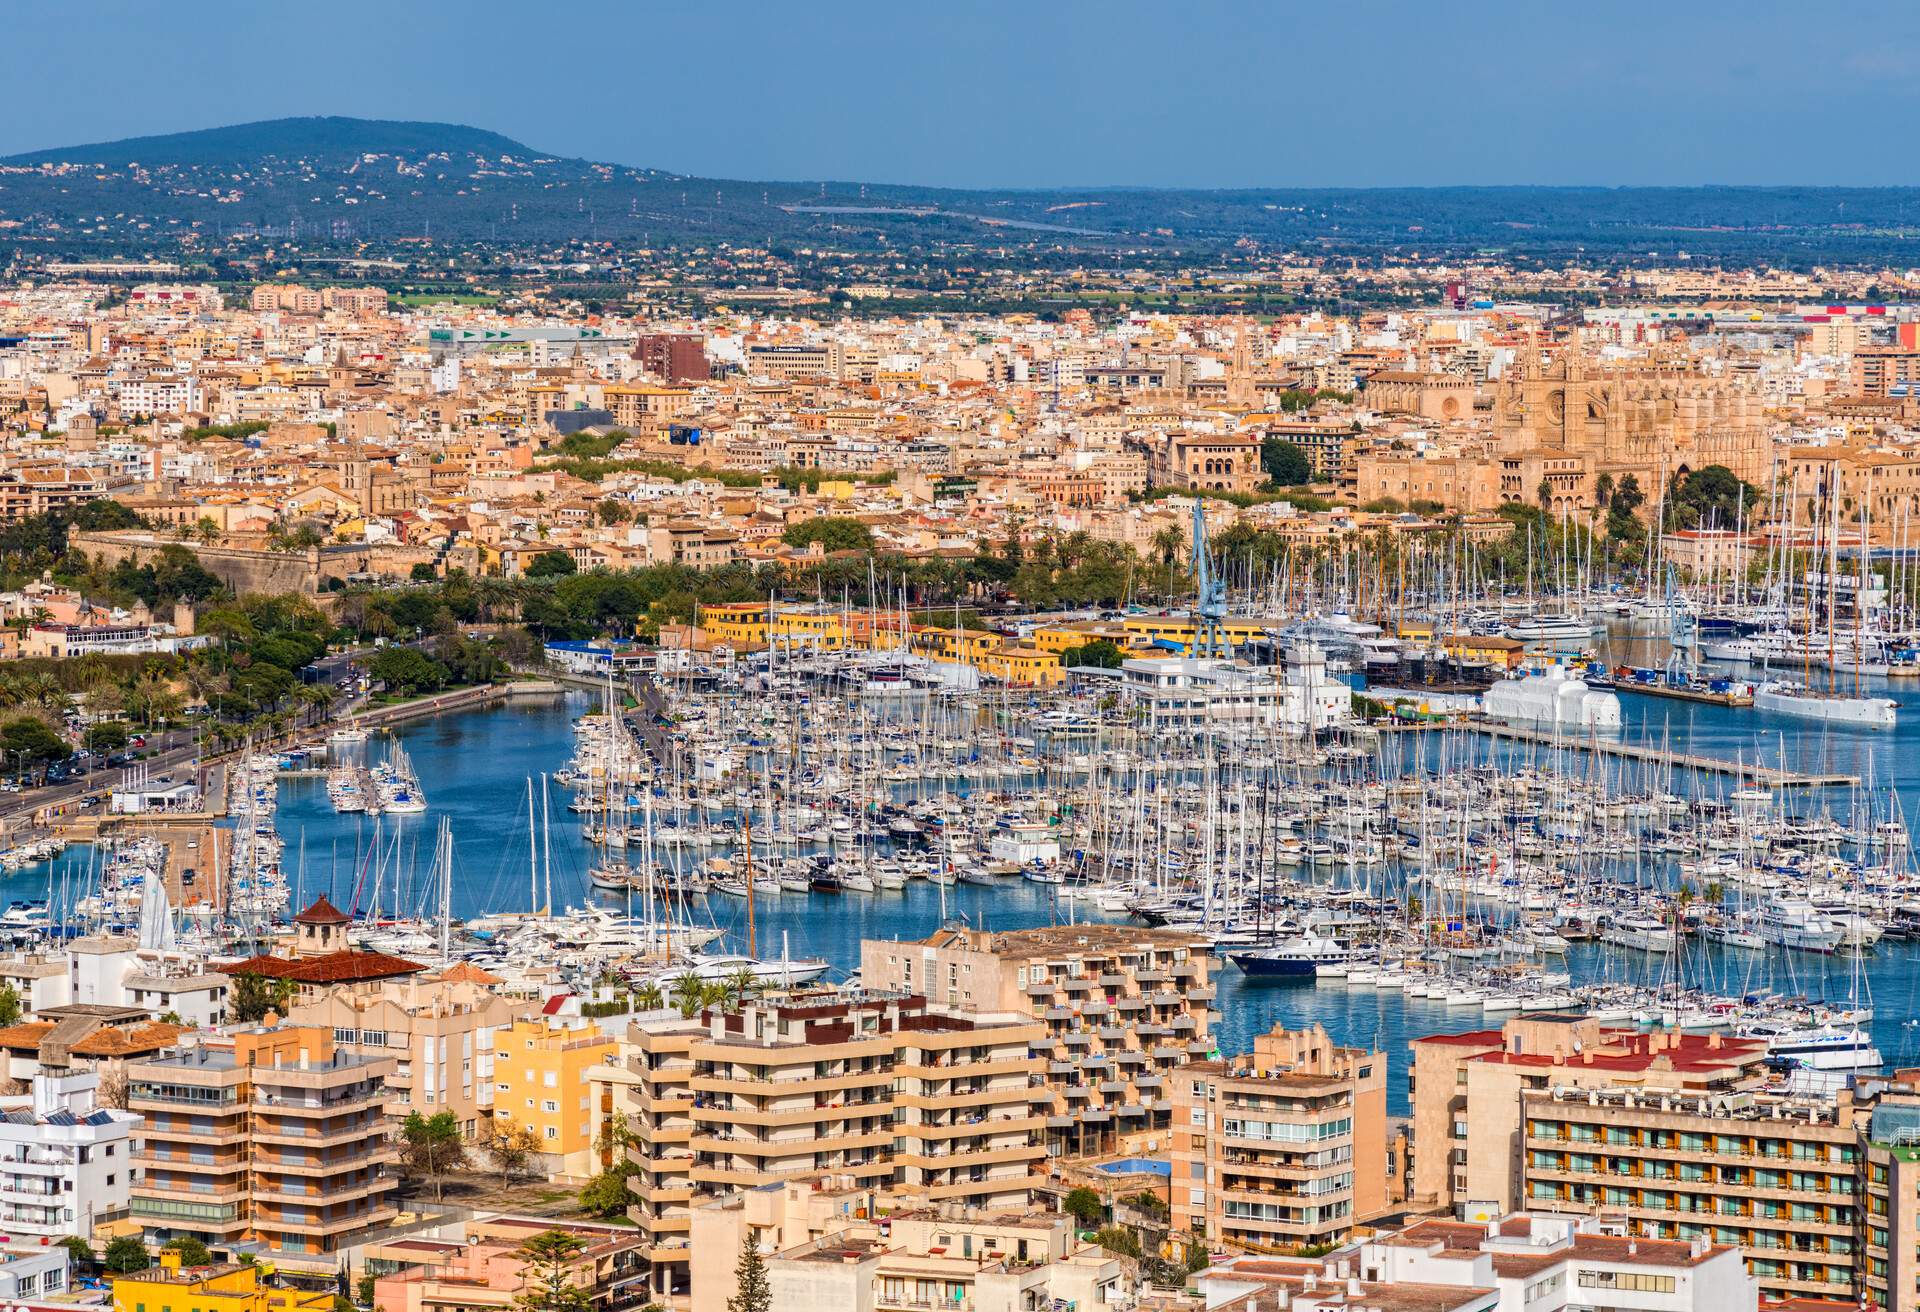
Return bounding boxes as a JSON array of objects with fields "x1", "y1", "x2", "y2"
[{"x1": 1374, "y1": 720, "x2": 1858, "y2": 788}]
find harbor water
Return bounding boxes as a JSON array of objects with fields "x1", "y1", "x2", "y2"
[{"x1": 15, "y1": 663, "x2": 1920, "y2": 1119}]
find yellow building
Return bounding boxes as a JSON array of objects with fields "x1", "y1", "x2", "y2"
[
  {"x1": 1029, "y1": 621, "x2": 1140, "y2": 656},
  {"x1": 111, "y1": 1253, "x2": 335, "y2": 1312},
  {"x1": 1120, "y1": 614, "x2": 1273, "y2": 653},
  {"x1": 977, "y1": 645, "x2": 1066, "y2": 687},
  {"x1": 490, "y1": 1019, "x2": 617, "y2": 1179},
  {"x1": 696, "y1": 602, "x2": 768, "y2": 647},
  {"x1": 910, "y1": 625, "x2": 1003, "y2": 663}
]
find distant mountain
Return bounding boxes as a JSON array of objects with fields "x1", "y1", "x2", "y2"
[
  {"x1": 4, "y1": 116, "x2": 1920, "y2": 267},
  {"x1": 1, "y1": 116, "x2": 540, "y2": 167}
]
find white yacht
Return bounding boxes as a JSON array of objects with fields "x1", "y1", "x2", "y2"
[
  {"x1": 1753, "y1": 898, "x2": 1845, "y2": 953},
  {"x1": 1753, "y1": 681, "x2": 1896, "y2": 729},
  {"x1": 1600, "y1": 914, "x2": 1677, "y2": 953}
]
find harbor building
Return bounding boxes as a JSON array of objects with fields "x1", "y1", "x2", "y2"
[
  {"x1": 616, "y1": 995, "x2": 1045, "y2": 1305},
  {"x1": 1168, "y1": 1023, "x2": 1389, "y2": 1250},
  {"x1": 126, "y1": 1022, "x2": 398, "y2": 1270},
  {"x1": 1408, "y1": 1017, "x2": 1771, "y2": 1215},
  {"x1": 859, "y1": 925, "x2": 1219, "y2": 1155}
]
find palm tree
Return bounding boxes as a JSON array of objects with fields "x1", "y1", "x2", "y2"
[
  {"x1": 723, "y1": 967, "x2": 760, "y2": 1008},
  {"x1": 670, "y1": 973, "x2": 708, "y2": 1019},
  {"x1": 633, "y1": 983, "x2": 665, "y2": 1012}
]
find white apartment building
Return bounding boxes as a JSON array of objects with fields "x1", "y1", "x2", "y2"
[{"x1": 0, "y1": 1073, "x2": 141, "y2": 1238}]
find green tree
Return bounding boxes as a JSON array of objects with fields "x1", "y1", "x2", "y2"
[
  {"x1": 727, "y1": 1233, "x2": 772, "y2": 1312},
  {"x1": 1091, "y1": 1226, "x2": 1141, "y2": 1259},
  {"x1": 400, "y1": 1111, "x2": 466, "y2": 1201},
  {"x1": 57, "y1": 1236, "x2": 93, "y2": 1272},
  {"x1": 579, "y1": 1164, "x2": 638, "y2": 1218},
  {"x1": 0, "y1": 983, "x2": 21, "y2": 1026},
  {"x1": 1059, "y1": 640, "x2": 1125, "y2": 670},
  {"x1": 228, "y1": 971, "x2": 295, "y2": 1024},
  {"x1": 510, "y1": 1232, "x2": 591, "y2": 1312},
  {"x1": 781, "y1": 517, "x2": 874, "y2": 552},
  {"x1": 356, "y1": 1273, "x2": 377, "y2": 1307},
  {"x1": 84, "y1": 721, "x2": 131, "y2": 754},
  {"x1": 163, "y1": 1237, "x2": 212, "y2": 1267},
  {"x1": 410, "y1": 563, "x2": 439, "y2": 582},
  {"x1": 369, "y1": 647, "x2": 451, "y2": 695},
  {"x1": 1064, "y1": 1186, "x2": 1106, "y2": 1229},
  {"x1": 526, "y1": 550, "x2": 577, "y2": 578},
  {"x1": 1259, "y1": 438, "x2": 1313, "y2": 486},
  {"x1": 0, "y1": 716, "x2": 69, "y2": 775},
  {"x1": 104, "y1": 1236, "x2": 151, "y2": 1273}
]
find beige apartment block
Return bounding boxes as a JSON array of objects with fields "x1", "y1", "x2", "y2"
[
  {"x1": 1168, "y1": 1023, "x2": 1387, "y2": 1250},
  {"x1": 286, "y1": 966, "x2": 532, "y2": 1135},
  {"x1": 1521, "y1": 1085, "x2": 1860, "y2": 1303},
  {"x1": 127, "y1": 1023, "x2": 397, "y2": 1271},
  {"x1": 616, "y1": 995, "x2": 1045, "y2": 1306},
  {"x1": 1408, "y1": 1017, "x2": 1769, "y2": 1216},
  {"x1": 859, "y1": 925, "x2": 1218, "y2": 1156}
]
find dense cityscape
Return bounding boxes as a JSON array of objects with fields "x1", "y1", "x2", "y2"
[{"x1": 7, "y1": 14, "x2": 1920, "y2": 1312}]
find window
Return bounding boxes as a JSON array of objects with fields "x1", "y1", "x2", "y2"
[
  {"x1": 545, "y1": 1126, "x2": 558, "y2": 1139},
  {"x1": 542, "y1": 1100, "x2": 558, "y2": 1113},
  {"x1": 1578, "y1": 1271, "x2": 1675, "y2": 1293}
]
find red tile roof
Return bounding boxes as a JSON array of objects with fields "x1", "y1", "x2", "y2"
[{"x1": 219, "y1": 949, "x2": 423, "y2": 984}]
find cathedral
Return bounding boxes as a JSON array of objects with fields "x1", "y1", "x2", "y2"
[{"x1": 1489, "y1": 352, "x2": 1775, "y2": 506}]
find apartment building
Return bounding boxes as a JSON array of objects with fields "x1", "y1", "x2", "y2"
[
  {"x1": 618, "y1": 995, "x2": 1045, "y2": 1305},
  {"x1": 858, "y1": 925, "x2": 1217, "y2": 1155},
  {"x1": 1520, "y1": 1084, "x2": 1860, "y2": 1302},
  {"x1": 490, "y1": 1018, "x2": 617, "y2": 1179},
  {"x1": 0, "y1": 1072, "x2": 140, "y2": 1238},
  {"x1": 287, "y1": 967, "x2": 530, "y2": 1135},
  {"x1": 127, "y1": 1023, "x2": 398, "y2": 1268},
  {"x1": 1280, "y1": 1211, "x2": 1753, "y2": 1312},
  {"x1": 760, "y1": 1211, "x2": 1130, "y2": 1312},
  {"x1": 1408, "y1": 1017, "x2": 1770, "y2": 1215},
  {"x1": 1169, "y1": 1024, "x2": 1387, "y2": 1250}
]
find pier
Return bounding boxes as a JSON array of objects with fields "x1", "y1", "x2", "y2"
[{"x1": 1374, "y1": 720, "x2": 1859, "y2": 788}]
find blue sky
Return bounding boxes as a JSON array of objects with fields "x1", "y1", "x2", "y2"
[{"x1": 10, "y1": 0, "x2": 1920, "y2": 188}]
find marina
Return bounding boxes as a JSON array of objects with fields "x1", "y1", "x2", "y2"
[{"x1": 6, "y1": 622, "x2": 1920, "y2": 1117}]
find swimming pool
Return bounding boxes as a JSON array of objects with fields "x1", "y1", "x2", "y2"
[{"x1": 1094, "y1": 1157, "x2": 1171, "y2": 1176}]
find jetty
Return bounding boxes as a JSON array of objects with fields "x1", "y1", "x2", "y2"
[{"x1": 1374, "y1": 719, "x2": 1859, "y2": 788}]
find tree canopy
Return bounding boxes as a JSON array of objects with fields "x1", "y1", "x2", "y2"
[
  {"x1": 1260, "y1": 438, "x2": 1314, "y2": 486},
  {"x1": 781, "y1": 517, "x2": 874, "y2": 552}
]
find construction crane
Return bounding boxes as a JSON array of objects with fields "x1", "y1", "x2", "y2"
[{"x1": 1191, "y1": 497, "x2": 1228, "y2": 659}]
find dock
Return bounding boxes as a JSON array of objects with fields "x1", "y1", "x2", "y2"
[{"x1": 1374, "y1": 720, "x2": 1859, "y2": 788}]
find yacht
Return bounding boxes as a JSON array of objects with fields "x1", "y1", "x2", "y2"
[
  {"x1": 1227, "y1": 934, "x2": 1360, "y2": 979},
  {"x1": 1753, "y1": 681, "x2": 1896, "y2": 729},
  {"x1": 1599, "y1": 914, "x2": 1677, "y2": 953},
  {"x1": 1754, "y1": 898, "x2": 1846, "y2": 953}
]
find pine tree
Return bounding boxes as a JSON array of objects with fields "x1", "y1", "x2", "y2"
[
  {"x1": 510, "y1": 1231, "x2": 591, "y2": 1312},
  {"x1": 726, "y1": 1233, "x2": 771, "y2": 1312}
]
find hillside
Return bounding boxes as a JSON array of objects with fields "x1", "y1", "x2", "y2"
[
  {"x1": 2, "y1": 117, "x2": 1920, "y2": 266},
  {"x1": 2, "y1": 116, "x2": 539, "y2": 167}
]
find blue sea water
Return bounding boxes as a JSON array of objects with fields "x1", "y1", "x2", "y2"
[{"x1": 11, "y1": 666, "x2": 1920, "y2": 1118}]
